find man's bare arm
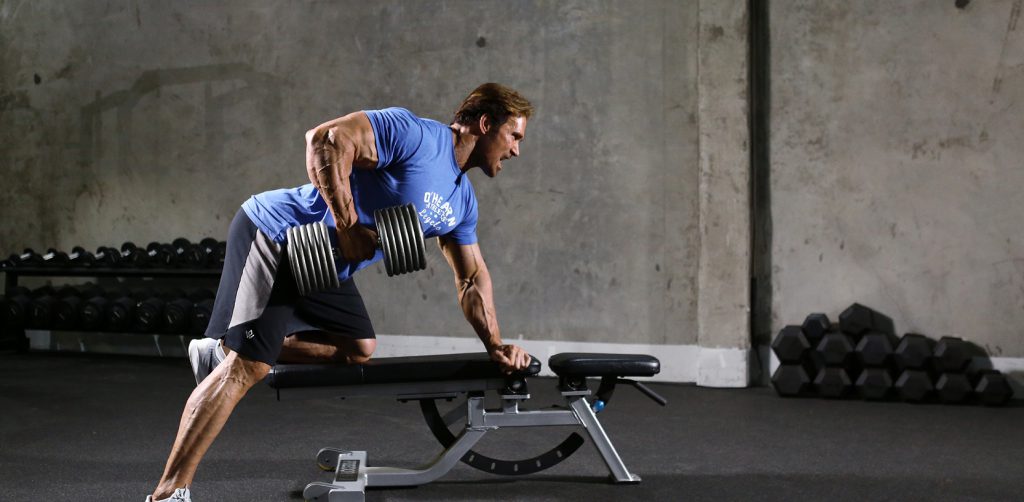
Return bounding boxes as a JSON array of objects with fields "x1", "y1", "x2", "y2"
[
  {"x1": 305, "y1": 112, "x2": 379, "y2": 260},
  {"x1": 438, "y1": 237, "x2": 530, "y2": 371}
]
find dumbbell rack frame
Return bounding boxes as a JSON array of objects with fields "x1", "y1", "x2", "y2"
[{"x1": 2, "y1": 266, "x2": 221, "y2": 350}]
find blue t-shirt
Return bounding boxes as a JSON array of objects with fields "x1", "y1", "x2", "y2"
[{"x1": 241, "y1": 107, "x2": 478, "y2": 281}]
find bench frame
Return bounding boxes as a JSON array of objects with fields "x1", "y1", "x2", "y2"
[{"x1": 270, "y1": 353, "x2": 662, "y2": 502}]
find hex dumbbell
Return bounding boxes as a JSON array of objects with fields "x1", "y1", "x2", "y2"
[{"x1": 839, "y1": 303, "x2": 895, "y2": 338}]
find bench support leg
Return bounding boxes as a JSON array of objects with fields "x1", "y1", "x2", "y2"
[{"x1": 568, "y1": 396, "x2": 642, "y2": 483}]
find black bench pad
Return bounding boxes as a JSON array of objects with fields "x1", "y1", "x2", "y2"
[
  {"x1": 548, "y1": 353, "x2": 660, "y2": 378},
  {"x1": 267, "y1": 352, "x2": 541, "y2": 389}
]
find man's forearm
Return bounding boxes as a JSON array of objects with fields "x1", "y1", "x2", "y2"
[
  {"x1": 306, "y1": 129, "x2": 358, "y2": 228},
  {"x1": 458, "y1": 274, "x2": 503, "y2": 351}
]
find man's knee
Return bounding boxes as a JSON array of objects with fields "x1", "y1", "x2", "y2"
[
  {"x1": 221, "y1": 351, "x2": 272, "y2": 384},
  {"x1": 347, "y1": 338, "x2": 376, "y2": 364}
]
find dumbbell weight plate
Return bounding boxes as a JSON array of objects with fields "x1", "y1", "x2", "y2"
[
  {"x1": 386, "y1": 207, "x2": 410, "y2": 274},
  {"x1": 387, "y1": 204, "x2": 407, "y2": 272},
  {"x1": 286, "y1": 226, "x2": 310, "y2": 296},
  {"x1": 287, "y1": 226, "x2": 307, "y2": 296},
  {"x1": 401, "y1": 204, "x2": 426, "y2": 272},
  {"x1": 316, "y1": 221, "x2": 341, "y2": 290},
  {"x1": 398, "y1": 205, "x2": 419, "y2": 272},
  {"x1": 303, "y1": 224, "x2": 325, "y2": 292},
  {"x1": 374, "y1": 209, "x2": 393, "y2": 276},
  {"x1": 405, "y1": 204, "x2": 426, "y2": 271},
  {"x1": 301, "y1": 224, "x2": 327, "y2": 293}
]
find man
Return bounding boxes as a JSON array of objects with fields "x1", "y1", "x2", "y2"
[{"x1": 148, "y1": 83, "x2": 534, "y2": 502}]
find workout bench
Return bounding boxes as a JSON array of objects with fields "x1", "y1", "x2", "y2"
[{"x1": 267, "y1": 352, "x2": 666, "y2": 501}]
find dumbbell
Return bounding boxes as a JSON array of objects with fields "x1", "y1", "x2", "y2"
[
  {"x1": 771, "y1": 312, "x2": 838, "y2": 364},
  {"x1": 41, "y1": 248, "x2": 70, "y2": 268},
  {"x1": 895, "y1": 369, "x2": 933, "y2": 402},
  {"x1": 839, "y1": 303, "x2": 895, "y2": 338},
  {"x1": 120, "y1": 242, "x2": 149, "y2": 267},
  {"x1": 198, "y1": 238, "x2": 226, "y2": 269},
  {"x1": 68, "y1": 246, "x2": 96, "y2": 268},
  {"x1": 52, "y1": 285, "x2": 92, "y2": 329},
  {"x1": 146, "y1": 242, "x2": 177, "y2": 268},
  {"x1": 853, "y1": 332, "x2": 899, "y2": 400},
  {"x1": 801, "y1": 313, "x2": 832, "y2": 347},
  {"x1": 855, "y1": 331, "x2": 899, "y2": 368},
  {"x1": 893, "y1": 333, "x2": 935, "y2": 372},
  {"x1": 933, "y1": 336, "x2": 972, "y2": 372},
  {"x1": 79, "y1": 293, "x2": 111, "y2": 331},
  {"x1": 1, "y1": 249, "x2": 43, "y2": 268},
  {"x1": 810, "y1": 331, "x2": 859, "y2": 398},
  {"x1": 191, "y1": 298, "x2": 215, "y2": 335},
  {"x1": 286, "y1": 203, "x2": 426, "y2": 295},
  {"x1": 814, "y1": 366, "x2": 854, "y2": 398},
  {"x1": 105, "y1": 291, "x2": 139, "y2": 332},
  {"x1": 771, "y1": 325, "x2": 809, "y2": 364},
  {"x1": 935, "y1": 372, "x2": 973, "y2": 404},
  {"x1": 94, "y1": 246, "x2": 122, "y2": 267},
  {"x1": 812, "y1": 332, "x2": 857, "y2": 368},
  {"x1": 28, "y1": 288, "x2": 58, "y2": 329},
  {"x1": 163, "y1": 289, "x2": 210, "y2": 334},
  {"x1": 771, "y1": 363, "x2": 814, "y2": 397},
  {"x1": 1, "y1": 287, "x2": 33, "y2": 329},
  {"x1": 855, "y1": 367, "x2": 894, "y2": 400},
  {"x1": 974, "y1": 370, "x2": 1014, "y2": 406},
  {"x1": 132, "y1": 289, "x2": 187, "y2": 332},
  {"x1": 171, "y1": 239, "x2": 207, "y2": 268},
  {"x1": 27, "y1": 285, "x2": 80, "y2": 329}
]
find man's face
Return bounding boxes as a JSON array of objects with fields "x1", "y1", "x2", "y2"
[{"x1": 477, "y1": 115, "x2": 528, "y2": 177}]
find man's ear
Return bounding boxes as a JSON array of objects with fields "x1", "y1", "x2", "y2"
[{"x1": 477, "y1": 114, "x2": 492, "y2": 135}]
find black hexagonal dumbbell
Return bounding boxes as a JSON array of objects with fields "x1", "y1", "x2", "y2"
[
  {"x1": 855, "y1": 367, "x2": 894, "y2": 400},
  {"x1": 772, "y1": 363, "x2": 815, "y2": 397},
  {"x1": 813, "y1": 332, "x2": 856, "y2": 368},
  {"x1": 810, "y1": 330, "x2": 858, "y2": 399},
  {"x1": 772, "y1": 325, "x2": 810, "y2": 364},
  {"x1": 839, "y1": 303, "x2": 895, "y2": 338},
  {"x1": 935, "y1": 372, "x2": 974, "y2": 404},
  {"x1": 855, "y1": 331, "x2": 899, "y2": 368},
  {"x1": 974, "y1": 370, "x2": 1014, "y2": 406},
  {"x1": 933, "y1": 336, "x2": 973, "y2": 373},
  {"x1": 893, "y1": 333, "x2": 935, "y2": 372},
  {"x1": 895, "y1": 369, "x2": 934, "y2": 402},
  {"x1": 814, "y1": 366, "x2": 853, "y2": 398},
  {"x1": 801, "y1": 313, "x2": 833, "y2": 347}
]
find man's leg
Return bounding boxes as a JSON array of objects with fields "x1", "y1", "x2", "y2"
[
  {"x1": 151, "y1": 351, "x2": 270, "y2": 500},
  {"x1": 277, "y1": 332, "x2": 376, "y2": 364}
]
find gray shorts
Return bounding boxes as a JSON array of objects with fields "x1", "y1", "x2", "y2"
[{"x1": 204, "y1": 209, "x2": 375, "y2": 365}]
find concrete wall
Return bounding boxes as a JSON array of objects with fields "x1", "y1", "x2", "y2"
[
  {"x1": 1, "y1": 2, "x2": 714, "y2": 359},
  {"x1": 771, "y1": 0, "x2": 1024, "y2": 361}
]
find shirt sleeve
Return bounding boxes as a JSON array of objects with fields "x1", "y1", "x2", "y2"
[
  {"x1": 444, "y1": 186, "x2": 479, "y2": 245},
  {"x1": 364, "y1": 107, "x2": 425, "y2": 169}
]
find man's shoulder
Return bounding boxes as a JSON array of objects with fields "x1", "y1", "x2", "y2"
[{"x1": 368, "y1": 107, "x2": 445, "y2": 130}]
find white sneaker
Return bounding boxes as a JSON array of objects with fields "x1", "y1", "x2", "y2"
[
  {"x1": 145, "y1": 488, "x2": 191, "y2": 502},
  {"x1": 188, "y1": 338, "x2": 225, "y2": 385}
]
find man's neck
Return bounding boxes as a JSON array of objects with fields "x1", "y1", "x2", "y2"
[{"x1": 450, "y1": 124, "x2": 478, "y2": 172}]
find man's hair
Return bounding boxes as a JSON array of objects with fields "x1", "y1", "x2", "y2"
[{"x1": 453, "y1": 83, "x2": 533, "y2": 127}]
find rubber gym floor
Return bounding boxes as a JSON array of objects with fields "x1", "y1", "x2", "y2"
[{"x1": 1, "y1": 351, "x2": 1022, "y2": 501}]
